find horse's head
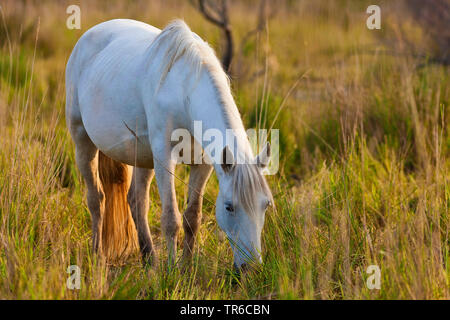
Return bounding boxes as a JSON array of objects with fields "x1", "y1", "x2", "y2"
[{"x1": 215, "y1": 143, "x2": 273, "y2": 271}]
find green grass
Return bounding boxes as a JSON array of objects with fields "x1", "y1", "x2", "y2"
[{"x1": 0, "y1": 0, "x2": 448, "y2": 299}]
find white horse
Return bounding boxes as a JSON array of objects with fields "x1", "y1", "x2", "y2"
[{"x1": 66, "y1": 19, "x2": 273, "y2": 270}]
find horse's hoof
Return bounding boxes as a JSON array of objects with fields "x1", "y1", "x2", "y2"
[{"x1": 141, "y1": 252, "x2": 158, "y2": 269}]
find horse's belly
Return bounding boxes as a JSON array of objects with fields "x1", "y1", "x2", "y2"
[
  {"x1": 101, "y1": 134, "x2": 154, "y2": 168},
  {"x1": 81, "y1": 102, "x2": 154, "y2": 168}
]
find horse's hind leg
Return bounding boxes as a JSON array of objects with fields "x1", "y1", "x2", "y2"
[
  {"x1": 71, "y1": 126, "x2": 105, "y2": 256},
  {"x1": 182, "y1": 164, "x2": 213, "y2": 262},
  {"x1": 128, "y1": 167, "x2": 157, "y2": 265}
]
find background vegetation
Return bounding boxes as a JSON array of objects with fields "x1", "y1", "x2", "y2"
[{"x1": 0, "y1": 0, "x2": 448, "y2": 299}]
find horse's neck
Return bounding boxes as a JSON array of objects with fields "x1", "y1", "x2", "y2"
[{"x1": 188, "y1": 72, "x2": 254, "y2": 170}]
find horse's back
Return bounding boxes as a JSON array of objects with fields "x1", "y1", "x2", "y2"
[
  {"x1": 67, "y1": 19, "x2": 159, "y2": 83},
  {"x1": 66, "y1": 19, "x2": 160, "y2": 167}
]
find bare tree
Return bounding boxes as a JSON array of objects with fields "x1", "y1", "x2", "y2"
[
  {"x1": 239, "y1": 0, "x2": 276, "y2": 49},
  {"x1": 191, "y1": 0, "x2": 279, "y2": 76},
  {"x1": 236, "y1": 0, "x2": 278, "y2": 79},
  {"x1": 192, "y1": 0, "x2": 233, "y2": 73},
  {"x1": 405, "y1": 0, "x2": 450, "y2": 65}
]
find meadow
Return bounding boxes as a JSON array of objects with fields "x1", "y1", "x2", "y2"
[{"x1": 0, "y1": 0, "x2": 448, "y2": 299}]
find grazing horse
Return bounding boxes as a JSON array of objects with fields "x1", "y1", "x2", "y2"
[{"x1": 66, "y1": 19, "x2": 273, "y2": 269}]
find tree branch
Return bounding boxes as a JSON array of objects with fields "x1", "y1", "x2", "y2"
[{"x1": 196, "y1": 0, "x2": 233, "y2": 72}]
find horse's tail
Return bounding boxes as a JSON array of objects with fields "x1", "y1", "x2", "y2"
[{"x1": 98, "y1": 151, "x2": 138, "y2": 262}]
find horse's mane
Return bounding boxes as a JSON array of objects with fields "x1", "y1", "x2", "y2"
[
  {"x1": 150, "y1": 19, "x2": 225, "y2": 91},
  {"x1": 233, "y1": 164, "x2": 273, "y2": 218}
]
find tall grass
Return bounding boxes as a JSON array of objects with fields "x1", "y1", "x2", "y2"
[{"x1": 0, "y1": 0, "x2": 448, "y2": 299}]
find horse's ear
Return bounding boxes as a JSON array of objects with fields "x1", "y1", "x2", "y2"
[
  {"x1": 221, "y1": 146, "x2": 235, "y2": 173},
  {"x1": 256, "y1": 142, "x2": 271, "y2": 168}
]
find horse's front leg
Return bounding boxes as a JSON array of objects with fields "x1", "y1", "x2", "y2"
[
  {"x1": 182, "y1": 163, "x2": 213, "y2": 262},
  {"x1": 152, "y1": 146, "x2": 182, "y2": 267},
  {"x1": 128, "y1": 167, "x2": 157, "y2": 265}
]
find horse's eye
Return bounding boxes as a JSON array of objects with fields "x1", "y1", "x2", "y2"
[
  {"x1": 225, "y1": 203, "x2": 234, "y2": 213},
  {"x1": 265, "y1": 200, "x2": 272, "y2": 209}
]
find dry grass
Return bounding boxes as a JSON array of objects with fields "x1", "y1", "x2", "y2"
[{"x1": 0, "y1": 0, "x2": 448, "y2": 299}]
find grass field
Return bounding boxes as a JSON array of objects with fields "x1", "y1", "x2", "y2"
[{"x1": 0, "y1": 0, "x2": 448, "y2": 299}]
